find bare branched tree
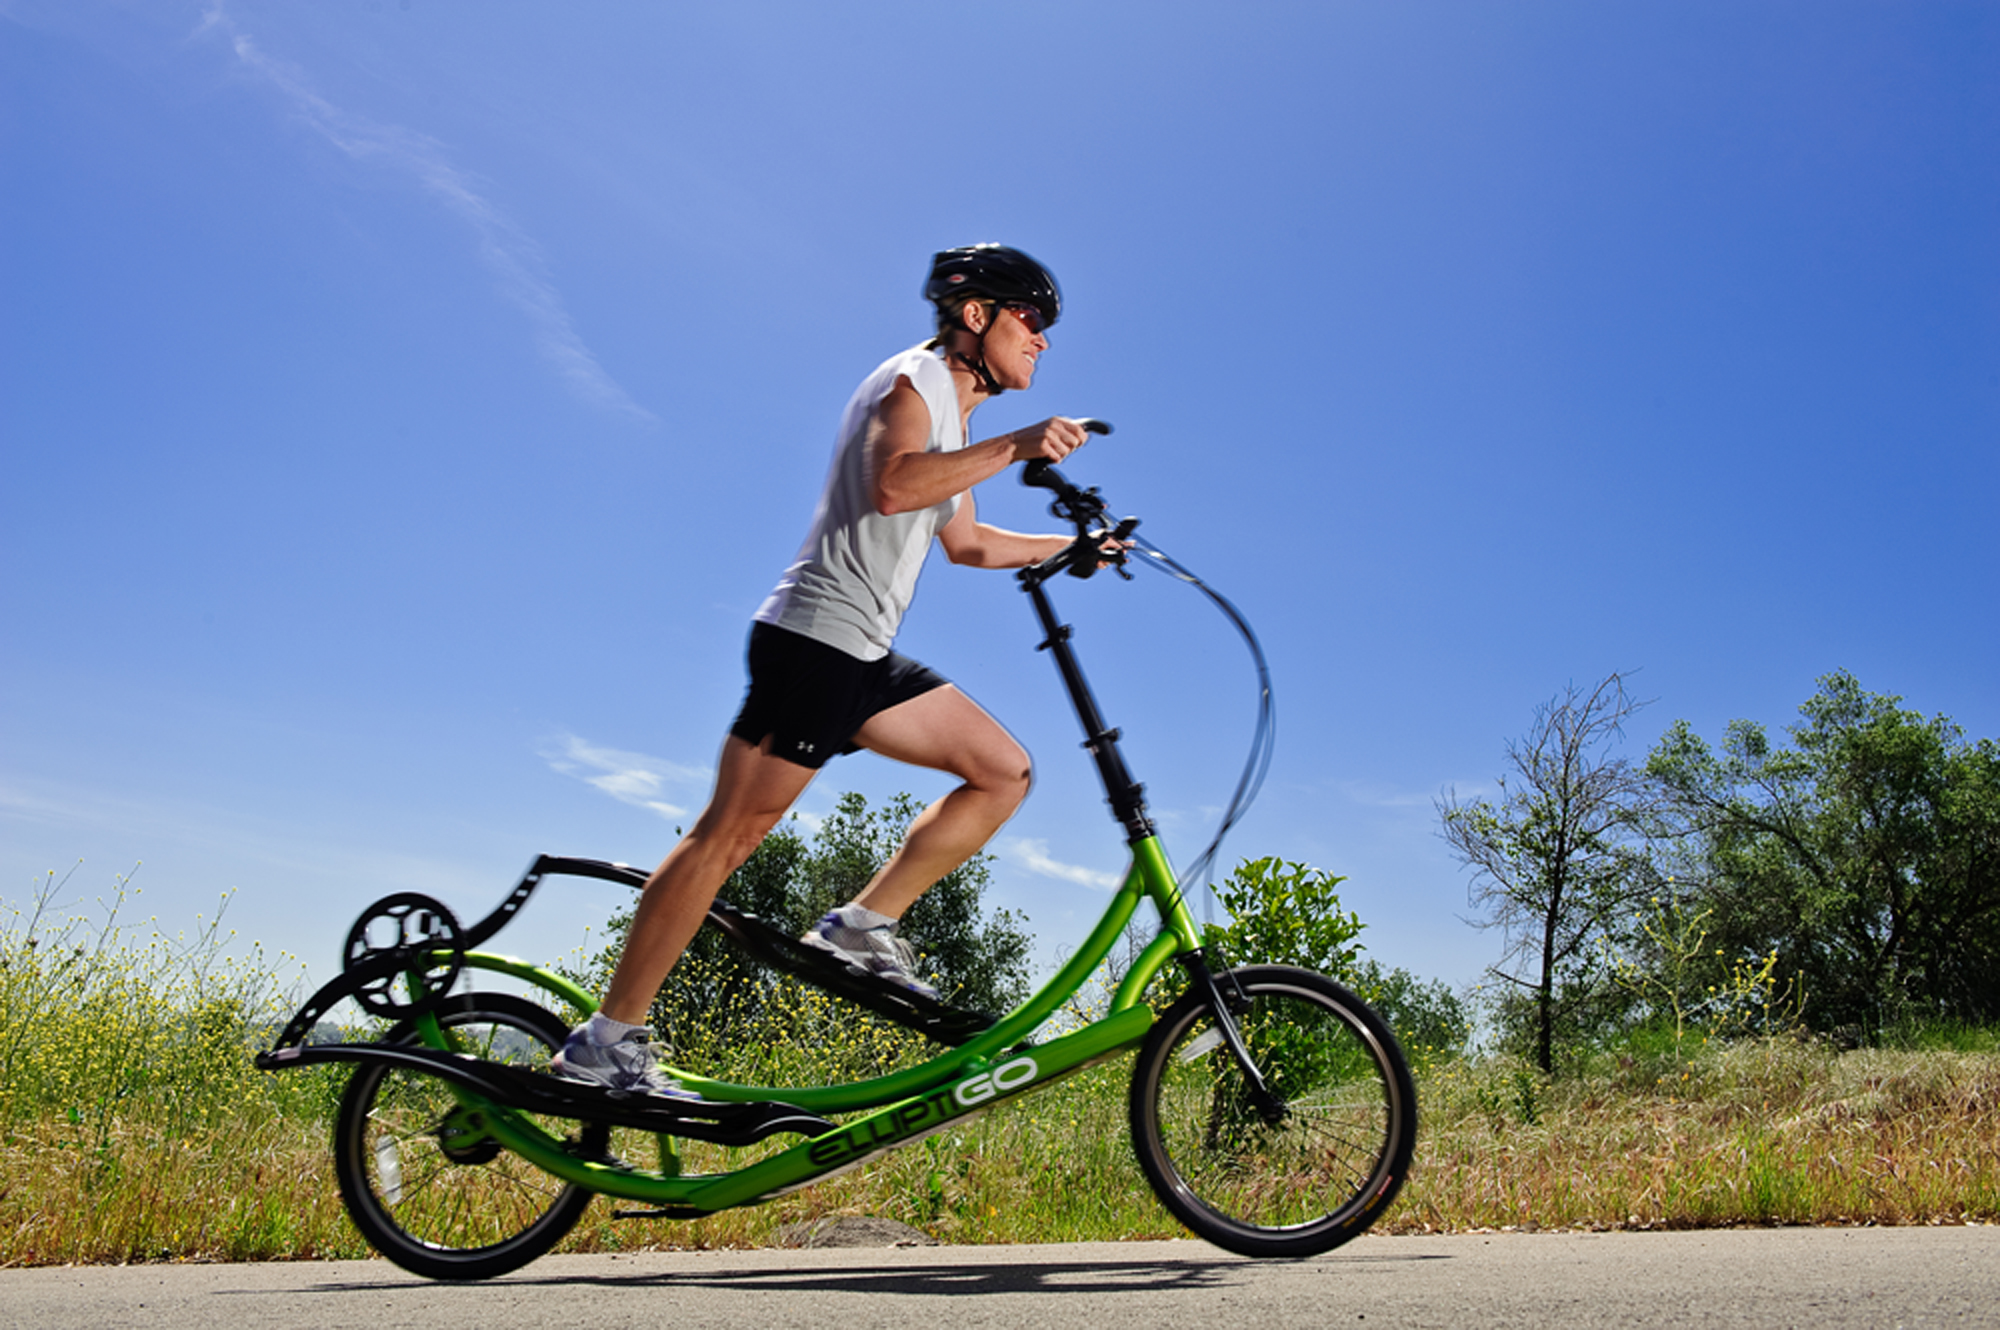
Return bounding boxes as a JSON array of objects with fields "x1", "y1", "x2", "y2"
[{"x1": 1438, "y1": 673, "x2": 1663, "y2": 1072}]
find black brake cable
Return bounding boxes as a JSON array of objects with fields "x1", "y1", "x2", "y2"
[{"x1": 1122, "y1": 533, "x2": 1277, "y2": 933}]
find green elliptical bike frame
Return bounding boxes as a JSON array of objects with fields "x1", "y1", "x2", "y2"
[{"x1": 258, "y1": 434, "x2": 1418, "y2": 1280}]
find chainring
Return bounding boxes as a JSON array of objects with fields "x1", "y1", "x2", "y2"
[{"x1": 342, "y1": 892, "x2": 466, "y2": 1019}]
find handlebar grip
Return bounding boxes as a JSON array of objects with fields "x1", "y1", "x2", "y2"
[
  {"x1": 1023, "y1": 419, "x2": 1109, "y2": 492},
  {"x1": 1022, "y1": 458, "x2": 1065, "y2": 492}
]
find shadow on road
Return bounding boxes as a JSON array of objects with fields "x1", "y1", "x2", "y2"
[{"x1": 287, "y1": 1249, "x2": 1449, "y2": 1298}]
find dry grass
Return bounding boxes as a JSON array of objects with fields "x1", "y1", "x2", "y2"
[
  {"x1": 547, "y1": 1037, "x2": 2000, "y2": 1257},
  {"x1": 0, "y1": 1109, "x2": 368, "y2": 1265},
  {"x1": 0, "y1": 869, "x2": 367, "y2": 1264},
  {"x1": 1389, "y1": 1038, "x2": 2000, "y2": 1233}
]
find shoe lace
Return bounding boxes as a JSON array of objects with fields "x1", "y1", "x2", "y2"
[{"x1": 610, "y1": 1033, "x2": 656, "y2": 1067}]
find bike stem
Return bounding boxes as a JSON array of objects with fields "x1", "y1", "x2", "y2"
[{"x1": 1017, "y1": 568, "x2": 1155, "y2": 844}]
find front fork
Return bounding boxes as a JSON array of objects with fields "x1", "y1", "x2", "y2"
[{"x1": 1177, "y1": 948, "x2": 1287, "y2": 1126}]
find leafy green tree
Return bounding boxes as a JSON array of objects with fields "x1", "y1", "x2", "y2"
[
  {"x1": 1197, "y1": 858, "x2": 1471, "y2": 1052},
  {"x1": 1353, "y1": 959, "x2": 1473, "y2": 1063},
  {"x1": 1189, "y1": 858, "x2": 1377, "y2": 1144},
  {"x1": 1439, "y1": 674, "x2": 1662, "y2": 1073},
  {"x1": 1201, "y1": 856, "x2": 1367, "y2": 980},
  {"x1": 795, "y1": 792, "x2": 1034, "y2": 1017},
  {"x1": 1648, "y1": 671, "x2": 2000, "y2": 1033},
  {"x1": 575, "y1": 791, "x2": 1034, "y2": 1044}
]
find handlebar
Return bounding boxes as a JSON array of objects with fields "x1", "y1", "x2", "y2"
[{"x1": 1020, "y1": 419, "x2": 1138, "y2": 584}]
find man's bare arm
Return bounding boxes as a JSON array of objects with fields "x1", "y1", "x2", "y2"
[
  {"x1": 869, "y1": 378, "x2": 1090, "y2": 516},
  {"x1": 935, "y1": 493, "x2": 1074, "y2": 569}
]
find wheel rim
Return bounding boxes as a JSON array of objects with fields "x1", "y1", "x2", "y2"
[
  {"x1": 1145, "y1": 979, "x2": 1405, "y2": 1237},
  {"x1": 340, "y1": 1002, "x2": 588, "y2": 1264}
]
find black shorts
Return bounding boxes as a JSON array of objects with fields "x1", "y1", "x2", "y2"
[{"x1": 730, "y1": 622, "x2": 949, "y2": 770}]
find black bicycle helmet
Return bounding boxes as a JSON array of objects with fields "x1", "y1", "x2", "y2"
[{"x1": 923, "y1": 244, "x2": 1061, "y2": 330}]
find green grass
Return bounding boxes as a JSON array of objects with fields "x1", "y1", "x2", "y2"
[{"x1": 1891, "y1": 1021, "x2": 2000, "y2": 1055}]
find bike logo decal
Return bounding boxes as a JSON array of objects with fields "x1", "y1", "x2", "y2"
[
  {"x1": 952, "y1": 1055, "x2": 1039, "y2": 1108},
  {"x1": 805, "y1": 1055, "x2": 1043, "y2": 1169}
]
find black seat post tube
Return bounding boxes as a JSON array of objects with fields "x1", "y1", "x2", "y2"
[{"x1": 1022, "y1": 573, "x2": 1155, "y2": 844}]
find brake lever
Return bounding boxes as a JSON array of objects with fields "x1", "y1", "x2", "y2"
[
  {"x1": 1109, "y1": 516, "x2": 1140, "y2": 580},
  {"x1": 1021, "y1": 459, "x2": 1063, "y2": 492},
  {"x1": 1068, "y1": 515, "x2": 1142, "y2": 581}
]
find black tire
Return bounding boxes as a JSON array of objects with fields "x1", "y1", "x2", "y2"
[
  {"x1": 333, "y1": 992, "x2": 596, "y2": 1280},
  {"x1": 1128, "y1": 964, "x2": 1417, "y2": 1258}
]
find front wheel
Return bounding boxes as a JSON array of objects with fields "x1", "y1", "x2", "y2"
[
  {"x1": 333, "y1": 992, "x2": 597, "y2": 1280},
  {"x1": 1128, "y1": 964, "x2": 1417, "y2": 1258}
]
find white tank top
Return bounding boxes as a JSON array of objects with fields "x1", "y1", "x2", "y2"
[{"x1": 753, "y1": 346, "x2": 964, "y2": 660}]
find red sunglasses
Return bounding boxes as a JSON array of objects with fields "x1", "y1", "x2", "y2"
[{"x1": 997, "y1": 302, "x2": 1048, "y2": 335}]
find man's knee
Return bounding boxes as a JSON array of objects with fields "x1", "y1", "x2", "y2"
[{"x1": 982, "y1": 745, "x2": 1034, "y2": 807}]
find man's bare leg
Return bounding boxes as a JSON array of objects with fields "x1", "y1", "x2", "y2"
[
  {"x1": 598, "y1": 735, "x2": 817, "y2": 1025},
  {"x1": 846, "y1": 685, "x2": 1032, "y2": 919}
]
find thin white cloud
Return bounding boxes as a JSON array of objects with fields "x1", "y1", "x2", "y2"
[
  {"x1": 1000, "y1": 837, "x2": 1123, "y2": 892},
  {"x1": 196, "y1": 4, "x2": 654, "y2": 421},
  {"x1": 0, "y1": 781, "x2": 102, "y2": 833},
  {"x1": 541, "y1": 734, "x2": 709, "y2": 821},
  {"x1": 1338, "y1": 779, "x2": 1478, "y2": 809}
]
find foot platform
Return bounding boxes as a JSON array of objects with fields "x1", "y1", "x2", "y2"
[
  {"x1": 703, "y1": 898, "x2": 999, "y2": 1045},
  {"x1": 254, "y1": 1042, "x2": 833, "y2": 1145}
]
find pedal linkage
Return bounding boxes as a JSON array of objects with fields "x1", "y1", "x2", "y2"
[
  {"x1": 254, "y1": 1040, "x2": 832, "y2": 1146},
  {"x1": 702, "y1": 894, "x2": 998, "y2": 1046}
]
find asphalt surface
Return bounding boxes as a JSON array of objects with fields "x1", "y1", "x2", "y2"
[{"x1": 4, "y1": 1229, "x2": 1996, "y2": 1328}]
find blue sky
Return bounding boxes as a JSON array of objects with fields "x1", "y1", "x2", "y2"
[{"x1": 4, "y1": 1, "x2": 1995, "y2": 998}]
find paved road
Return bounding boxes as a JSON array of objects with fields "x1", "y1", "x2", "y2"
[{"x1": 5, "y1": 1229, "x2": 1996, "y2": 1328}]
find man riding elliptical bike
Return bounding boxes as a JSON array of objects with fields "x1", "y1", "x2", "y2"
[{"x1": 554, "y1": 244, "x2": 1107, "y2": 1098}]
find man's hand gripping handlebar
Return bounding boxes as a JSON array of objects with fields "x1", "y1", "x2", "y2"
[{"x1": 1022, "y1": 419, "x2": 1139, "y2": 582}]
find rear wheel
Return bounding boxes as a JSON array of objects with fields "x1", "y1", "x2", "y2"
[
  {"x1": 333, "y1": 992, "x2": 597, "y2": 1280},
  {"x1": 1128, "y1": 964, "x2": 1416, "y2": 1257}
]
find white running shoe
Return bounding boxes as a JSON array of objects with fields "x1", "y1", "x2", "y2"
[
  {"x1": 799, "y1": 906, "x2": 942, "y2": 1002},
  {"x1": 550, "y1": 1025, "x2": 699, "y2": 1099}
]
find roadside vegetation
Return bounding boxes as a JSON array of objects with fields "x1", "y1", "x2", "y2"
[
  {"x1": 6, "y1": 894, "x2": 1996, "y2": 1266},
  {"x1": 5, "y1": 671, "x2": 1994, "y2": 1264}
]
